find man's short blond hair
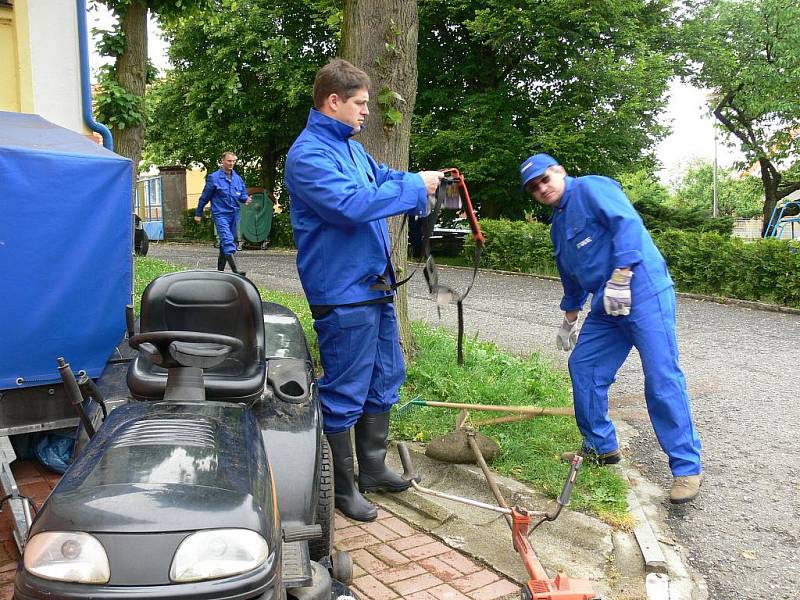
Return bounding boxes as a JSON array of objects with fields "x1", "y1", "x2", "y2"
[{"x1": 313, "y1": 58, "x2": 371, "y2": 109}]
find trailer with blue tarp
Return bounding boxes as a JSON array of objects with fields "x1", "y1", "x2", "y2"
[{"x1": 0, "y1": 110, "x2": 132, "y2": 549}]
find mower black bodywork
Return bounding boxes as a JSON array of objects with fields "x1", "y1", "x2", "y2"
[{"x1": 14, "y1": 271, "x2": 348, "y2": 600}]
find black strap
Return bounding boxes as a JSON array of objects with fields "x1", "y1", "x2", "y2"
[
  {"x1": 370, "y1": 170, "x2": 484, "y2": 366},
  {"x1": 421, "y1": 171, "x2": 484, "y2": 365}
]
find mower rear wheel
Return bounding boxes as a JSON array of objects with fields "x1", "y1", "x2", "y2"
[
  {"x1": 135, "y1": 228, "x2": 149, "y2": 256},
  {"x1": 330, "y1": 551, "x2": 353, "y2": 585},
  {"x1": 308, "y1": 436, "x2": 334, "y2": 561}
]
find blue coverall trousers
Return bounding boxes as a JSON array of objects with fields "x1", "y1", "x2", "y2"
[
  {"x1": 568, "y1": 287, "x2": 702, "y2": 476},
  {"x1": 213, "y1": 210, "x2": 240, "y2": 255},
  {"x1": 313, "y1": 302, "x2": 405, "y2": 434}
]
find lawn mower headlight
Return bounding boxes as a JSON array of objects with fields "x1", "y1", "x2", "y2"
[
  {"x1": 170, "y1": 529, "x2": 270, "y2": 582},
  {"x1": 23, "y1": 531, "x2": 110, "y2": 584}
]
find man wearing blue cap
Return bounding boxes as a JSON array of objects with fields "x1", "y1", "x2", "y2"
[{"x1": 520, "y1": 153, "x2": 703, "y2": 504}]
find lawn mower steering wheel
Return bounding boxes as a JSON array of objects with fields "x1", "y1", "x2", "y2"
[{"x1": 129, "y1": 330, "x2": 244, "y2": 368}]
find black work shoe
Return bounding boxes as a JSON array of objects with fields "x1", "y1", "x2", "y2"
[
  {"x1": 326, "y1": 431, "x2": 377, "y2": 522},
  {"x1": 224, "y1": 253, "x2": 246, "y2": 276},
  {"x1": 355, "y1": 411, "x2": 413, "y2": 493},
  {"x1": 561, "y1": 447, "x2": 622, "y2": 466}
]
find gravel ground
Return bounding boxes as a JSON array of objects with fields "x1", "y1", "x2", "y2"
[{"x1": 149, "y1": 242, "x2": 800, "y2": 600}]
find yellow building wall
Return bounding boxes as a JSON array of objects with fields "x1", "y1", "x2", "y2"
[
  {"x1": 0, "y1": 0, "x2": 33, "y2": 113},
  {"x1": 186, "y1": 168, "x2": 207, "y2": 210}
]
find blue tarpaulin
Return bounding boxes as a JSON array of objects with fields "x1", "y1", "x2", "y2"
[{"x1": 0, "y1": 111, "x2": 132, "y2": 390}]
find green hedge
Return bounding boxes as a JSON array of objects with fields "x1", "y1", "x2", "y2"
[
  {"x1": 182, "y1": 209, "x2": 215, "y2": 241},
  {"x1": 469, "y1": 219, "x2": 558, "y2": 276},
  {"x1": 181, "y1": 208, "x2": 296, "y2": 249},
  {"x1": 269, "y1": 211, "x2": 295, "y2": 249},
  {"x1": 633, "y1": 197, "x2": 734, "y2": 235},
  {"x1": 465, "y1": 219, "x2": 800, "y2": 308}
]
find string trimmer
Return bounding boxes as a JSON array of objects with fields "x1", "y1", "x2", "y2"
[{"x1": 397, "y1": 441, "x2": 600, "y2": 600}]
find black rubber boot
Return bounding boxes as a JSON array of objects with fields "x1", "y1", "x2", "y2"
[
  {"x1": 225, "y1": 253, "x2": 246, "y2": 276},
  {"x1": 355, "y1": 410, "x2": 413, "y2": 493},
  {"x1": 327, "y1": 431, "x2": 377, "y2": 522},
  {"x1": 217, "y1": 250, "x2": 227, "y2": 271}
]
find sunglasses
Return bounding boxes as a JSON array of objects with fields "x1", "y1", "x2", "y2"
[{"x1": 526, "y1": 174, "x2": 551, "y2": 193}]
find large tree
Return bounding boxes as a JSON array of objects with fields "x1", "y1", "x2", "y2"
[
  {"x1": 670, "y1": 161, "x2": 765, "y2": 219},
  {"x1": 145, "y1": 0, "x2": 337, "y2": 195},
  {"x1": 340, "y1": 0, "x2": 419, "y2": 351},
  {"x1": 412, "y1": 0, "x2": 679, "y2": 219},
  {"x1": 681, "y1": 0, "x2": 800, "y2": 234},
  {"x1": 92, "y1": 0, "x2": 208, "y2": 177}
]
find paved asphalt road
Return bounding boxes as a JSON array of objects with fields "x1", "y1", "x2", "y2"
[{"x1": 149, "y1": 243, "x2": 800, "y2": 600}]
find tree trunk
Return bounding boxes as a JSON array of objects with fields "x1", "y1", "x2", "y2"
[
  {"x1": 759, "y1": 158, "x2": 780, "y2": 237},
  {"x1": 113, "y1": 0, "x2": 148, "y2": 192},
  {"x1": 341, "y1": 0, "x2": 419, "y2": 355}
]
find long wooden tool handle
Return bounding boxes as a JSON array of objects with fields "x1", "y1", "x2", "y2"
[{"x1": 416, "y1": 400, "x2": 574, "y2": 417}]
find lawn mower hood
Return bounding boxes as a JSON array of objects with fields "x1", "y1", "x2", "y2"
[{"x1": 30, "y1": 400, "x2": 275, "y2": 536}]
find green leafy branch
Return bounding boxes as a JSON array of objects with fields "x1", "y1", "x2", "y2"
[
  {"x1": 95, "y1": 65, "x2": 146, "y2": 130},
  {"x1": 92, "y1": 25, "x2": 127, "y2": 57},
  {"x1": 377, "y1": 86, "x2": 405, "y2": 128},
  {"x1": 375, "y1": 19, "x2": 405, "y2": 129}
]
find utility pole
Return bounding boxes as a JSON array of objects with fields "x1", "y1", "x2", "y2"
[{"x1": 712, "y1": 128, "x2": 718, "y2": 217}]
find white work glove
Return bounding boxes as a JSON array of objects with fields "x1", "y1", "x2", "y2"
[
  {"x1": 603, "y1": 268, "x2": 633, "y2": 316},
  {"x1": 556, "y1": 317, "x2": 579, "y2": 351},
  {"x1": 426, "y1": 195, "x2": 436, "y2": 217}
]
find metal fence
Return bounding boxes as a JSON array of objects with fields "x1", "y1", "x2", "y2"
[
  {"x1": 733, "y1": 218, "x2": 799, "y2": 241},
  {"x1": 135, "y1": 174, "x2": 164, "y2": 240}
]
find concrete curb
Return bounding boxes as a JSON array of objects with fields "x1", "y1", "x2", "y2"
[
  {"x1": 622, "y1": 467, "x2": 708, "y2": 600},
  {"x1": 376, "y1": 441, "x2": 707, "y2": 600},
  {"x1": 377, "y1": 442, "x2": 628, "y2": 599}
]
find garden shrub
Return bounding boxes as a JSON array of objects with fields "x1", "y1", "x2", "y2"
[
  {"x1": 182, "y1": 209, "x2": 215, "y2": 241},
  {"x1": 465, "y1": 219, "x2": 557, "y2": 276},
  {"x1": 269, "y1": 210, "x2": 295, "y2": 249},
  {"x1": 468, "y1": 219, "x2": 800, "y2": 308},
  {"x1": 633, "y1": 197, "x2": 734, "y2": 235}
]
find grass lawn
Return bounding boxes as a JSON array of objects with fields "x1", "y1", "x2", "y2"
[{"x1": 134, "y1": 257, "x2": 630, "y2": 526}]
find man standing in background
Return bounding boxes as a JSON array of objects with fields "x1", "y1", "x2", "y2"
[{"x1": 195, "y1": 151, "x2": 251, "y2": 275}]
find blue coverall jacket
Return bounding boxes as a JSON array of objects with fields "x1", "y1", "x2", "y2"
[
  {"x1": 196, "y1": 168, "x2": 249, "y2": 255},
  {"x1": 284, "y1": 109, "x2": 428, "y2": 432},
  {"x1": 196, "y1": 168, "x2": 248, "y2": 216},
  {"x1": 553, "y1": 176, "x2": 702, "y2": 476},
  {"x1": 285, "y1": 109, "x2": 428, "y2": 306},
  {"x1": 551, "y1": 175, "x2": 673, "y2": 314}
]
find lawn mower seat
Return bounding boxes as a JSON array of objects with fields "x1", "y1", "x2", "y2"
[{"x1": 127, "y1": 270, "x2": 266, "y2": 402}]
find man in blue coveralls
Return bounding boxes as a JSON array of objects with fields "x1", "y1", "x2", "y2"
[
  {"x1": 195, "y1": 151, "x2": 251, "y2": 275},
  {"x1": 285, "y1": 59, "x2": 443, "y2": 521},
  {"x1": 520, "y1": 153, "x2": 703, "y2": 504}
]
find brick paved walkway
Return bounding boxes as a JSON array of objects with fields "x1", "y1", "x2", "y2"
[
  {"x1": 0, "y1": 460, "x2": 61, "y2": 600},
  {"x1": 0, "y1": 461, "x2": 520, "y2": 600}
]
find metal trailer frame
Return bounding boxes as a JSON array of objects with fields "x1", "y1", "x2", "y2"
[
  {"x1": 0, "y1": 386, "x2": 80, "y2": 551},
  {"x1": 764, "y1": 200, "x2": 800, "y2": 239}
]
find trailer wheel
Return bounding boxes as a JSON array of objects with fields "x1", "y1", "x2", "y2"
[
  {"x1": 308, "y1": 436, "x2": 334, "y2": 562},
  {"x1": 135, "y1": 228, "x2": 149, "y2": 256}
]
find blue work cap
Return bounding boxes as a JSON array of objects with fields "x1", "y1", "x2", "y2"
[{"x1": 519, "y1": 153, "x2": 558, "y2": 189}]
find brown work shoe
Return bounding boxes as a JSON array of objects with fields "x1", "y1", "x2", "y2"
[
  {"x1": 561, "y1": 447, "x2": 622, "y2": 466},
  {"x1": 669, "y1": 473, "x2": 704, "y2": 504}
]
